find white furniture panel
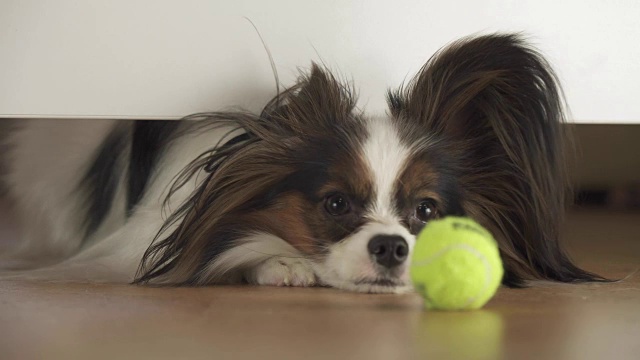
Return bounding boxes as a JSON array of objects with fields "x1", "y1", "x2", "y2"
[{"x1": 1, "y1": 0, "x2": 639, "y2": 123}]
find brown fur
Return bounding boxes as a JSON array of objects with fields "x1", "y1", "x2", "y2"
[
  {"x1": 244, "y1": 193, "x2": 317, "y2": 253},
  {"x1": 396, "y1": 157, "x2": 444, "y2": 207}
]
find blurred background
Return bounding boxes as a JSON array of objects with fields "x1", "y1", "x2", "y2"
[
  {"x1": 1, "y1": 0, "x2": 640, "y2": 122},
  {"x1": 572, "y1": 125, "x2": 640, "y2": 211}
]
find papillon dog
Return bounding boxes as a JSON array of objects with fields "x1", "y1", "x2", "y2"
[{"x1": 0, "y1": 34, "x2": 601, "y2": 293}]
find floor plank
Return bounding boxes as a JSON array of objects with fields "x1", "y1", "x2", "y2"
[{"x1": 1, "y1": 209, "x2": 639, "y2": 360}]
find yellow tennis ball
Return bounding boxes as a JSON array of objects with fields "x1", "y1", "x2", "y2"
[{"x1": 410, "y1": 217, "x2": 503, "y2": 310}]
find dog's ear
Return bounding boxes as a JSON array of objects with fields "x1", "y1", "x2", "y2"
[
  {"x1": 134, "y1": 65, "x2": 361, "y2": 286},
  {"x1": 293, "y1": 63, "x2": 356, "y2": 118},
  {"x1": 389, "y1": 34, "x2": 563, "y2": 141},
  {"x1": 389, "y1": 34, "x2": 602, "y2": 286},
  {"x1": 263, "y1": 63, "x2": 360, "y2": 135}
]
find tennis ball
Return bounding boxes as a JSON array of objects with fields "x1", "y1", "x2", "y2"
[{"x1": 410, "y1": 217, "x2": 503, "y2": 310}]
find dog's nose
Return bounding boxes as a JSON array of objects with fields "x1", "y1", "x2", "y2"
[{"x1": 367, "y1": 235, "x2": 409, "y2": 268}]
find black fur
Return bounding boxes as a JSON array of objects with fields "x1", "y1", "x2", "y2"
[
  {"x1": 0, "y1": 120, "x2": 19, "y2": 196},
  {"x1": 80, "y1": 125, "x2": 129, "y2": 238},
  {"x1": 128, "y1": 120, "x2": 181, "y2": 213}
]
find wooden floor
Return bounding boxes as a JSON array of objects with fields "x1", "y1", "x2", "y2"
[{"x1": 1, "y1": 209, "x2": 639, "y2": 360}]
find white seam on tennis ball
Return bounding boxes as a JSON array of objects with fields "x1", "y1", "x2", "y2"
[{"x1": 412, "y1": 244, "x2": 491, "y2": 308}]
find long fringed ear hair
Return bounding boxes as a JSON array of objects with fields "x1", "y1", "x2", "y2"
[
  {"x1": 388, "y1": 34, "x2": 604, "y2": 287},
  {"x1": 134, "y1": 64, "x2": 361, "y2": 285}
]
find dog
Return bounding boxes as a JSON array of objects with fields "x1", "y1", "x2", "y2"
[{"x1": 0, "y1": 34, "x2": 601, "y2": 293}]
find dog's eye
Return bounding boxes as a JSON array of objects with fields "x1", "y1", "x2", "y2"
[
  {"x1": 414, "y1": 199, "x2": 438, "y2": 223},
  {"x1": 324, "y1": 193, "x2": 350, "y2": 216}
]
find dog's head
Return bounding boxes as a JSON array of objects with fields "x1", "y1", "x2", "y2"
[{"x1": 135, "y1": 34, "x2": 598, "y2": 292}]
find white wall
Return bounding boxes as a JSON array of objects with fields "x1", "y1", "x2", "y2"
[{"x1": 1, "y1": 0, "x2": 639, "y2": 123}]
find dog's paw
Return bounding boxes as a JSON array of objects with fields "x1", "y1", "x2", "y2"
[{"x1": 246, "y1": 257, "x2": 316, "y2": 287}]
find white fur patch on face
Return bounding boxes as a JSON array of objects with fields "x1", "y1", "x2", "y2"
[
  {"x1": 313, "y1": 222, "x2": 415, "y2": 294},
  {"x1": 361, "y1": 117, "x2": 411, "y2": 223},
  {"x1": 310, "y1": 117, "x2": 416, "y2": 293}
]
